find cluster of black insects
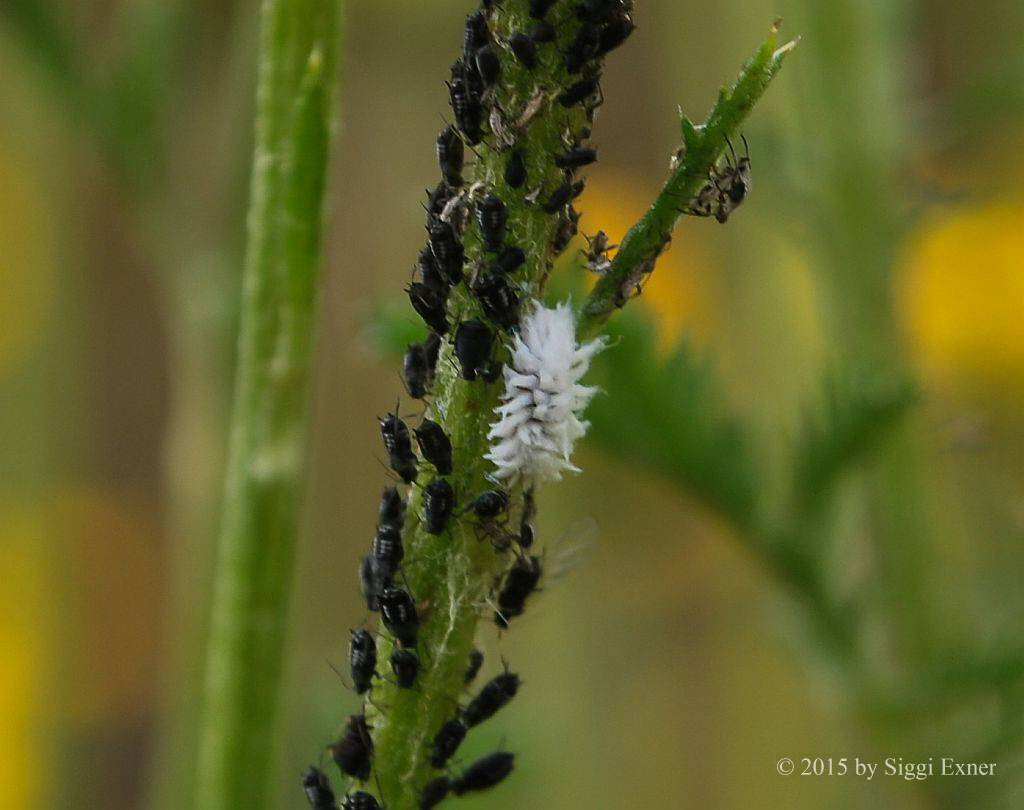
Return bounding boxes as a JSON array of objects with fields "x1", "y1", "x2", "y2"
[{"x1": 304, "y1": 2, "x2": 633, "y2": 808}]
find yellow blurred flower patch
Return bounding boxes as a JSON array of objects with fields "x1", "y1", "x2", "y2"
[{"x1": 898, "y1": 202, "x2": 1024, "y2": 393}]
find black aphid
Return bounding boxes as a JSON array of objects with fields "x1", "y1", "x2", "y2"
[
  {"x1": 504, "y1": 150, "x2": 527, "y2": 189},
  {"x1": 426, "y1": 182, "x2": 457, "y2": 220},
  {"x1": 565, "y1": 22, "x2": 600, "y2": 73},
  {"x1": 463, "y1": 10, "x2": 490, "y2": 64},
  {"x1": 341, "y1": 792, "x2": 381, "y2": 810},
  {"x1": 390, "y1": 647, "x2": 420, "y2": 688},
  {"x1": 464, "y1": 648, "x2": 485, "y2": 684},
  {"x1": 404, "y1": 342, "x2": 432, "y2": 399},
  {"x1": 359, "y1": 554, "x2": 387, "y2": 612},
  {"x1": 551, "y1": 205, "x2": 580, "y2": 254},
  {"x1": 472, "y1": 489, "x2": 510, "y2": 519},
  {"x1": 472, "y1": 272, "x2": 520, "y2": 329},
  {"x1": 598, "y1": 12, "x2": 635, "y2": 55},
  {"x1": 348, "y1": 630, "x2": 377, "y2": 695},
  {"x1": 508, "y1": 32, "x2": 538, "y2": 69},
  {"x1": 429, "y1": 717, "x2": 468, "y2": 768},
  {"x1": 555, "y1": 146, "x2": 598, "y2": 169},
  {"x1": 378, "y1": 486, "x2": 405, "y2": 531},
  {"x1": 474, "y1": 44, "x2": 501, "y2": 86},
  {"x1": 494, "y1": 245, "x2": 526, "y2": 275},
  {"x1": 417, "y1": 245, "x2": 449, "y2": 294},
  {"x1": 448, "y1": 60, "x2": 484, "y2": 145},
  {"x1": 518, "y1": 523, "x2": 535, "y2": 549},
  {"x1": 495, "y1": 554, "x2": 542, "y2": 627},
  {"x1": 414, "y1": 419, "x2": 453, "y2": 475},
  {"x1": 303, "y1": 766, "x2": 339, "y2": 810},
  {"x1": 463, "y1": 671, "x2": 521, "y2": 727},
  {"x1": 423, "y1": 330, "x2": 441, "y2": 365},
  {"x1": 420, "y1": 776, "x2": 451, "y2": 809},
  {"x1": 529, "y1": 0, "x2": 557, "y2": 17},
  {"x1": 529, "y1": 20, "x2": 557, "y2": 42},
  {"x1": 541, "y1": 180, "x2": 574, "y2": 214},
  {"x1": 476, "y1": 194, "x2": 507, "y2": 253},
  {"x1": 427, "y1": 220, "x2": 465, "y2": 284},
  {"x1": 572, "y1": 178, "x2": 586, "y2": 198},
  {"x1": 379, "y1": 412, "x2": 419, "y2": 484},
  {"x1": 380, "y1": 585, "x2": 419, "y2": 648},
  {"x1": 452, "y1": 751, "x2": 515, "y2": 796},
  {"x1": 329, "y1": 714, "x2": 373, "y2": 781},
  {"x1": 453, "y1": 318, "x2": 494, "y2": 381},
  {"x1": 558, "y1": 75, "x2": 600, "y2": 106},
  {"x1": 407, "y1": 282, "x2": 449, "y2": 337},
  {"x1": 436, "y1": 126, "x2": 464, "y2": 188},
  {"x1": 372, "y1": 524, "x2": 404, "y2": 578},
  {"x1": 423, "y1": 478, "x2": 455, "y2": 535}
]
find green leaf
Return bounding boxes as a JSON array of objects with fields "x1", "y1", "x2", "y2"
[{"x1": 587, "y1": 313, "x2": 759, "y2": 528}]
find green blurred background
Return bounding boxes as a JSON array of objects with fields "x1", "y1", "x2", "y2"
[{"x1": 2, "y1": 0, "x2": 1024, "y2": 808}]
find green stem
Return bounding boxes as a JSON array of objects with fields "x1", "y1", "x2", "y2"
[
  {"x1": 194, "y1": 1, "x2": 341, "y2": 808},
  {"x1": 578, "y1": 23, "x2": 796, "y2": 339},
  {"x1": 366, "y1": 3, "x2": 606, "y2": 806}
]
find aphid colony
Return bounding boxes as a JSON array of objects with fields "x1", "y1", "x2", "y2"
[{"x1": 308, "y1": 2, "x2": 634, "y2": 808}]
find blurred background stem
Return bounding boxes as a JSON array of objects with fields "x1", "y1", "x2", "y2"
[{"x1": 194, "y1": 1, "x2": 341, "y2": 808}]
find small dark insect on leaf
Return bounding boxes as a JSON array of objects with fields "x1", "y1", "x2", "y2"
[
  {"x1": 380, "y1": 411, "x2": 419, "y2": 483},
  {"x1": 480, "y1": 360, "x2": 503, "y2": 384},
  {"x1": 420, "y1": 776, "x2": 451, "y2": 809},
  {"x1": 542, "y1": 180, "x2": 574, "y2": 214},
  {"x1": 566, "y1": 21, "x2": 600, "y2": 73},
  {"x1": 407, "y1": 282, "x2": 449, "y2": 337},
  {"x1": 329, "y1": 714, "x2": 373, "y2": 781},
  {"x1": 349, "y1": 629, "x2": 377, "y2": 695},
  {"x1": 551, "y1": 205, "x2": 580, "y2": 255},
  {"x1": 473, "y1": 271, "x2": 520, "y2": 330},
  {"x1": 341, "y1": 792, "x2": 381, "y2": 810},
  {"x1": 598, "y1": 12, "x2": 636, "y2": 55},
  {"x1": 476, "y1": 194, "x2": 507, "y2": 253},
  {"x1": 494, "y1": 245, "x2": 526, "y2": 275},
  {"x1": 372, "y1": 524, "x2": 404, "y2": 578},
  {"x1": 475, "y1": 44, "x2": 501, "y2": 86},
  {"x1": 436, "y1": 125, "x2": 464, "y2": 187},
  {"x1": 472, "y1": 489, "x2": 510, "y2": 519},
  {"x1": 453, "y1": 318, "x2": 494, "y2": 381},
  {"x1": 417, "y1": 244, "x2": 449, "y2": 295},
  {"x1": 555, "y1": 146, "x2": 598, "y2": 169},
  {"x1": 462, "y1": 671, "x2": 521, "y2": 726},
  {"x1": 426, "y1": 181, "x2": 457, "y2": 219},
  {"x1": 404, "y1": 342, "x2": 432, "y2": 399},
  {"x1": 508, "y1": 32, "x2": 538, "y2": 69},
  {"x1": 380, "y1": 585, "x2": 419, "y2": 647},
  {"x1": 495, "y1": 554, "x2": 542, "y2": 627},
  {"x1": 558, "y1": 75, "x2": 600, "y2": 106},
  {"x1": 414, "y1": 418, "x2": 453, "y2": 475},
  {"x1": 452, "y1": 751, "x2": 515, "y2": 796},
  {"x1": 390, "y1": 647, "x2": 420, "y2": 688},
  {"x1": 378, "y1": 486, "x2": 405, "y2": 531},
  {"x1": 463, "y1": 10, "x2": 490, "y2": 64},
  {"x1": 358, "y1": 554, "x2": 387, "y2": 612},
  {"x1": 427, "y1": 219, "x2": 465, "y2": 284},
  {"x1": 430, "y1": 717, "x2": 468, "y2": 768},
  {"x1": 303, "y1": 766, "x2": 338, "y2": 810},
  {"x1": 464, "y1": 648, "x2": 485, "y2": 684},
  {"x1": 423, "y1": 478, "x2": 455, "y2": 535},
  {"x1": 529, "y1": 20, "x2": 556, "y2": 42},
  {"x1": 504, "y1": 150, "x2": 527, "y2": 188}
]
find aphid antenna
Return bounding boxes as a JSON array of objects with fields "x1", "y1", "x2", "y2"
[{"x1": 724, "y1": 133, "x2": 738, "y2": 166}]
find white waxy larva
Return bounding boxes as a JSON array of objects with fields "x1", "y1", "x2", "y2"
[{"x1": 485, "y1": 302, "x2": 606, "y2": 482}]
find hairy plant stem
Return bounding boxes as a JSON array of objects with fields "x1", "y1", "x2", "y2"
[
  {"x1": 366, "y1": 3, "x2": 597, "y2": 806},
  {"x1": 194, "y1": 1, "x2": 341, "y2": 808}
]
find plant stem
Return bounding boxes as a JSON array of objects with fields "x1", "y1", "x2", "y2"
[
  {"x1": 194, "y1": 1, "x2": 341, "y2": 808},
  {"x1": 578, "y1": 23, "x2": 796, "y2": 339},
  {"x1": 365, "y1": 3, "x2": 604, "y2": 806}
]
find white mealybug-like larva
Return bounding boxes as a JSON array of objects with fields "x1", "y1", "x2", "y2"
[{"x1": 485, "y1": 302, "x2": 607, "y2": 481}]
